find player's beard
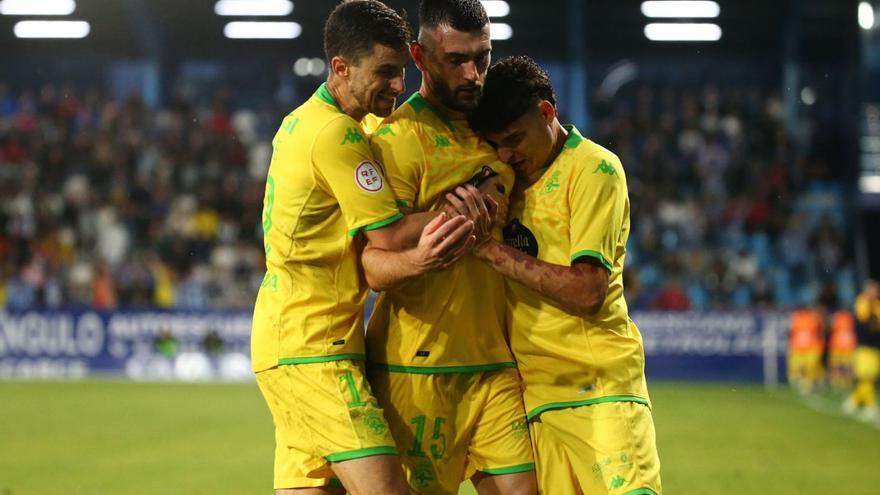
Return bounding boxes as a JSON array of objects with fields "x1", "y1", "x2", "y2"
[{"x1": 431, "y1": 72, "x2": 482, "y2": 114}]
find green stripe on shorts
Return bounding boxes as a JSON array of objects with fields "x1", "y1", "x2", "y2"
[
  {"x1": 325, "y1": 446, "x2": 397, "y2": 463},
  {"x1": 623, "y1": 489, "x2": 658, "y2": 495},
  {"x1": 481, "y1": 462, "x2": 536, "y2": 475}
]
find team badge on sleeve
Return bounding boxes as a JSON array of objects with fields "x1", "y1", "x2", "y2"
[{"x1": 355, "y1": 161, "x2": 384, "y2": 192}]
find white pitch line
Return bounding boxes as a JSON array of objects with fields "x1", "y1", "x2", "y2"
[{"x1": 779, "y1": 390, "x2": 880, "y2": 432}]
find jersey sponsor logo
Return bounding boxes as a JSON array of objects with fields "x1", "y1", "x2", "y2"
[
  {"x1": 341, "y1": 127, "x2": 365, "y2": 145},
  {"x1": 503, "y1": 219, "x2": 539, "y2": 257},
  {"x1": 593, "y1": 159, "x2": 616, "y2": 175},
  {"x1": 355, "y1": 161, "x2": 384, "y2": 192}
]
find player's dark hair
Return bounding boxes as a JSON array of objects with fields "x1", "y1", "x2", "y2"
[
  {"x1": 419, "y1": 0, "x2": 488, "y2": 32},
  {"x1": 324, "y1": 0, "x2": 412, "y2": 63},
  {"x1": 468, "y1": 55, "x2": 557, "y2": 134}
]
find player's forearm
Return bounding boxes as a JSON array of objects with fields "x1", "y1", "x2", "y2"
[
  {"x1": 475, "y1": 239, "x2": 606, "y2": 316},
  {"x1": 382, "y1": 211, "x2": 441, "y2": 250},
  {"x1": 361, "y1": 245, "x2": 425, "y2": 292}
]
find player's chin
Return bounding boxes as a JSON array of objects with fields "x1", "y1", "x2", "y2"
[
  {"x1": 371, "y1": 97, "x2": 396, "y2": 117},
  {"x1": 454, "y1": 94, "x2": 480, "y2": 111}
]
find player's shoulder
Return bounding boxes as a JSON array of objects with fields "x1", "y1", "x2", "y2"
[
  {"x1": 314, "y1": 112, "x2": 369, "y2": 149},
  {"x1": 563, "y1": 136, "x2": 626, "y2": 186},
  {"x1": 376, "y1": 101, "x2": 424, "y2": 133}
]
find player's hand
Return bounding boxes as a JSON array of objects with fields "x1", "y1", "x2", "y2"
[
  {"x1": 407, "y1": 212, "x2": 476, "y2": 272},
  {"x1": 444, "y1": 184, "x2": 493, "y2": 246},
  {"x1": 477, "y1": 175, "x2": 509, "y2": 227}
]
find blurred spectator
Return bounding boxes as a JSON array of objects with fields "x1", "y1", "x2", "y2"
[
  {"x1": 595, "y1": 83, "x2": 855, "y2": 310},
  {"x1": 0, "y1": 82, "x2": 268, "y2": 310},
  {"x1": 0, "y1": 80, "x2": 856, "y2": 311}
]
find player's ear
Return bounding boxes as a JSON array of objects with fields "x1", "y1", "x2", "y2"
[
  {"x1": 410, "y1": 41, "x2": 426, "y2": 71},
  {"x1": 538, "y1": 100, "x2": 556, "y2": 125},
  {"x1": 330, "y1": 56, "x2": 350, "y2": 79}
]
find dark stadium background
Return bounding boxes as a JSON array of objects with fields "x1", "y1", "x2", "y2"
[{"x1": 1, "y1": 1, "x2": 879, "y2": 494}]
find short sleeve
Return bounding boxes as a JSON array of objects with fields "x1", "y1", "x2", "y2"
[
  {"x1": 370, "y1": 122, "x2": 425, "y2": 209},
  {"x1": 568, "y1": 152, "x2": 627, "y2": 272},
  {"x1": 312, "y1": 117, "x2": 402, "y2": 235}
]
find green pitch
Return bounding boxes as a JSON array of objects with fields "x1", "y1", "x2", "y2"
[{"x1": 1, "y1": 381, "x2": 878, "y2": 495}]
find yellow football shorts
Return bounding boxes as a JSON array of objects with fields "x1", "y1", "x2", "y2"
[
  {"x1": 787, "y1": 350, "x2": 822, "y2": 381},
  {"x1": 855, "y1": 346, "x2": 880, "y2": 381},
  {"x1": 367, "y1": 367, "x2": 535, "y2": 494},
  {"x1": 530, "y1": 401, "x2": 662, "y2": 495},
  {"x1": 255, "y1": 360, "x2": 398, "y2": 489}
]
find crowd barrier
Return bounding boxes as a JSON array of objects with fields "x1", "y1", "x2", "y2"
[{"x1": 0, "y1": 310, "x2": 789, "y2": 383}]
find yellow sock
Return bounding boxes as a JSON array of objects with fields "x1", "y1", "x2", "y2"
[{"x1": 852, "y1": 380, "x2": 877, "y2": 408}]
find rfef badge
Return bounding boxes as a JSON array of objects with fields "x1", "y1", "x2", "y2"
[{"x1": 355, "y1": 161, "x2": 384, "y2": 192}]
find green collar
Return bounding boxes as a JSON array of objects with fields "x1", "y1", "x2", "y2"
[
  {"x1": 315, "y1": 83, "x2": 342, "y2": 112},
  {"x1": 562, "y1": 124, "x2": 584, "y2": 149},
  {"x1": 405, "y1": 92, "x2": 456, "y2": 132},
  {"x1": 526, "y1": 124, "x2": 584, "y2": 185}
]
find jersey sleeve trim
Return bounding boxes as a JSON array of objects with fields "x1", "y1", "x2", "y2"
[
  {"x1": 347, "y1": 212, "x2": 404, "y2": 237},
  {"x1": 324, "y1": 446, "x2": 398, "y2": 463},
  {"x1": 571, "y1": 249, "x2": 612, "y2": 272},
  {"x1": 526, "y1": 395, "x2": 649, "y2": 421},
  {"x1": 369, "y1": 362, "x2": 516, "y2": 374},
  {"x1": 278, "y1": 353, "x2": 366, "y2": 365}
]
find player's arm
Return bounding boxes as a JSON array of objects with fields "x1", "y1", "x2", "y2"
[
  {"x1": 359, "y1": 122, "x2": 478, "y2": 290},
  {"x1": 473, "y1": 240, "x2": 609, "y2": 316},
  {"x1": 309, "y1": 117, "x2": 470, "y2": 292},
  {"x1": 469, "y1": 152, "x2": 625, "y2": 317},
  {"x1": 362, "y1": 213, "x2": 475, "y2": 291}
]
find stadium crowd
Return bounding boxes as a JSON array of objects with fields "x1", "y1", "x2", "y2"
[{"x1": 0, "y1": 80, "x2": 855, "y2": 311}]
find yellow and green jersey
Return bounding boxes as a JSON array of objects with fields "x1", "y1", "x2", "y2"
[
  {"x1": 251, "y1": 83, "x2": 403, "y2": 372},
  {"x1": 503, "y1": 125, "x2": 650, "y2": 420},
  {"x1": 360, "y1": 113, "x2": 384, "y2": 135},
  {"x1": 366, "y1": 92, "x2": 516, "y2": 373}
]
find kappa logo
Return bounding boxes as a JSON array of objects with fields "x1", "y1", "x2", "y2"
[
  {"x1": 433, "y1": 133, "x2": 450, "y2": 148},
  {"x1": 341, "y1": 127, "x2": 364, "y2": 145},
  {"x1": 593, "y1": 159, "x2": 616, "y2": 175},
  {"x1": 283, "y1": 117, "x2": 300, "y2": 135},
  {"x1": 376, "y1": 125, "x2": 396, "y2": 137},
  {"x1": 355, "y1": 161, "x2": 384, "y2": 192}
]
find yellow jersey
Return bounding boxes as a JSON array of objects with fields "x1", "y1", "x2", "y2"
[
  {"x1": 251, "y1": 83, "x2": 403, "y2": 372},
  {"x1": 855, "y1": 294, "x2": 880, "y2": 349},
  {"x1": 366, "y1": 92, "x2": 516, "y2": 373},
  {"x1": 503, "y1": 125, "x2": 650, "y2": 420}
]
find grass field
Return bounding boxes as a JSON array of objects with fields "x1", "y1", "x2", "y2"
[{"x1": 1, "y1": 381, "x2": 879, "y2": 495}]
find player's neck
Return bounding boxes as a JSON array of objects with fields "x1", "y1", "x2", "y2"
[
  {"x1": 540, "y1": 120, "x2": 569, "y2": 170},
  {"x1": 325, "y1": 77, "x2": 367, "y2": 122},
  {"x1": 418, "y1": 86, "x2": 467, "y2": 121},
  {"x1": 521, "y1": 121, "x2": 568, "y2": 186}
]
